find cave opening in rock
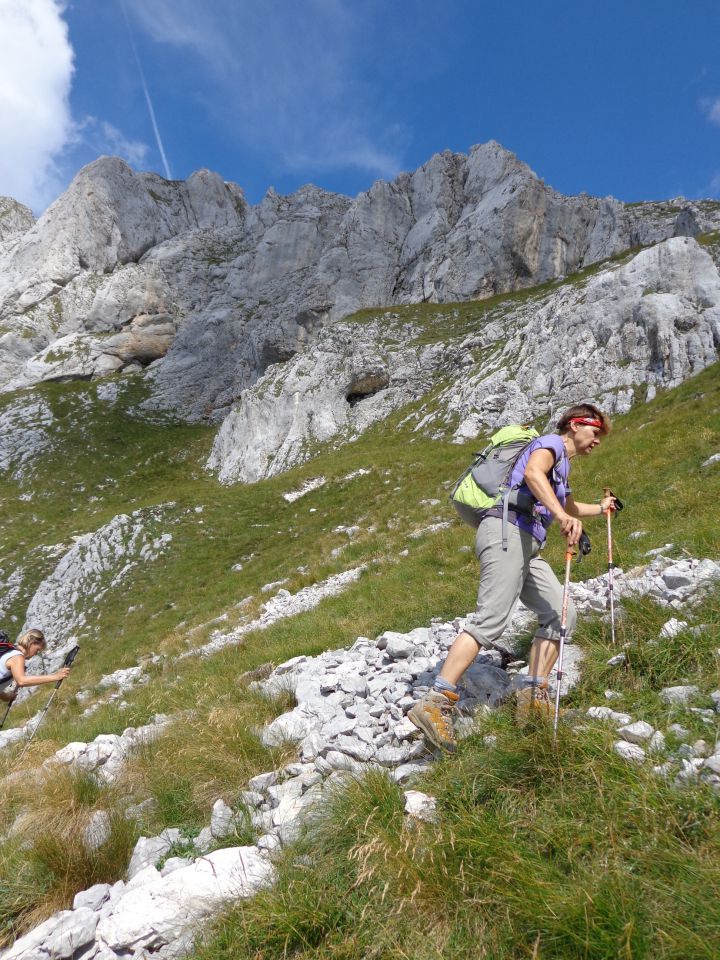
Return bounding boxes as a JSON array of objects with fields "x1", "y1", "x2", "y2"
[{"x1": 345, "y1": 372, "x2": 389, "y2": 407}]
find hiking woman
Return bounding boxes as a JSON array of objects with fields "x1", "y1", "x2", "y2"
[
  {"x1": 0, "y1": 629, "x2": 70, "y2": 703},
  {"x1": 408, "y1": 403, "x2": 615, "y2": 752}
]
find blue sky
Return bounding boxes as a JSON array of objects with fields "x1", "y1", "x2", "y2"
[{"x1": 1, "y1": 0, "x2": 719, "y2": 213}]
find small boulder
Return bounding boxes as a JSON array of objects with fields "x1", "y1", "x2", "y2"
[
  {"x1": 382, "y1": 632, "x2": 415, "y2": 659},
  {"x1": 659, "y1": 618, "x2": 688, "y2": 639},
  {"x1": 703, "y1": 754, "x2": 720, "y2": 775},
  {"x1": 83, "y1": 810, "x2": 112, "y2": 851},
  {"x1": 73, "y1": 882, "x2": 112, "y2": 912},
  {"x1": 403, "y1": 790, "x2": 438, "y2": 823},
  {"x1": 614, "y1": 741, "x2": 646, "y2": 763},
  {"x1": 660, "y1": 685, "x2": 699, "y2": 706},
  {"x1": 617, "y1": 721, "x2": 655, "y2": 744},
  {"x1": 210, "y1": 799, "x2": 237, "y2": 839}
]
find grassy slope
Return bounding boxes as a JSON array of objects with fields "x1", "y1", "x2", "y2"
[
  {"x1": 188, "y1": 364, "x2": 720, "y2": 960},
  {"x1": 0, "y1": 325, "x2": 718, "y2": 950}
]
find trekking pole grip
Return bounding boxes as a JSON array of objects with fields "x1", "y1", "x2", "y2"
[
  {"x1": 55, "y1": 645, "x2": 80, "y2": 688},
  {"x1": 603, "y1": 487, "x2": 624, "y2": 514}
]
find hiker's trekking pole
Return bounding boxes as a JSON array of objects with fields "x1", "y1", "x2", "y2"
[
  {"x1": 603, "y1": 488, "x2": 624, "y2": 645},
  {"x1": 554, "y1": 541, "x2": 576, "y2": 739},
  {"x1": 16, "y1": 645, "x2": 80, "y2": 763},
  {"x1": 0, "y1": 630, "x2": 13, "y2": 730},
  {"x1": 0, "y1": 689, "x2": 17, "y2": 731}
]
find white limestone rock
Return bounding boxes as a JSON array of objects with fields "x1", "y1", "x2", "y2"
[
  {"x1": 209, "y1": 235, "x2": 720, "y2": 482},
  {"x1": 659, "y1": 618, "x2": 689, "y2": 639},
  {"x1": 660, "y1": 685, "x2": 700, "y2": 706},
  {"x1": 2, "y1": 144, "x2": 719, "y2": 430},
  {"x1": 127, "y1": 829, "x2": 182, "y2": 880},
  {"x1": 617, "y1": 721, "x2": 655, "y2": 744},
  {"x1": 160, "y1": 857, "x2": 193, "y2": 877},
  {"x1": 0, "y1": 197, "x2": 34, "y2": 245},
  {"x1": 22, "y1": 507, "x2": 174, "y2": 648},
  {"x1": 210, "y1": 799, "x2": 237, "y2": 839},
  {"x1": 648, "y1": 730, "x2": 667, "y2": 754},
  {"x1": 83, "y1": 810, "x2": 112, "y2": 851},
  {"x1": 403, "y1": 790, "x2": 438, "y2": 823},
  {"x1": 1, "y1": 909, "x2": 98, "y2": 959},
  {"x1": 586, "y1": 707, "x2": 633, "y2": 726},
  {"x1": 703, "y1": 754, "x2": 720, "y2": 776},
  {"x1": 614, "y1": 741, "x2": 647, "y2": 763},
  {"x1": 95, "y1": 847, "x2": 273, "y2": 958},
  {"x1": 381, "y1": 632, "x2": 415, "y2": 659},
  {"x1": 73, "y1": 883, "x2": 112, "y2": 913}
]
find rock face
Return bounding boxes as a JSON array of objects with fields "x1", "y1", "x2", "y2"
[
  {"x1": 0, "y1": 197, "x2": 34, "y2": 246},
  {"x1": 0, "y1": 847, "x2": 273, "y2": 960},
  {"x1": 209, "y1": 235, "x2": 720, "y2": 482},
  {"x1": 21, "y1": 507, "x2": 174, "y2": 649},
  {"x1": 1, "y1": 144, "x2": 719, "y2": 425}
]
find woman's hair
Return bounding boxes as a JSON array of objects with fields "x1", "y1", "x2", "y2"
[
  {"x1": 16, "y1": 629, "x2": 46, "y2": 653},
  {"x1": 556, "y1": 402, "x2": 612, "y2": 436}
]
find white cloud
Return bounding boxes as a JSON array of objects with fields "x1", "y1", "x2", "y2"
[
  {"x1": 700, "y1": 96, "x2": 720, "y2": 127},
  {"x1": 0, "y1": 0, "x2": 75, "y2": 211},
  {"x1": 125, "y1": 0, "x2": 405, "y2": 180},
  {"x1": 71, "y1": 118, "x2": 149, "y2": 169}
]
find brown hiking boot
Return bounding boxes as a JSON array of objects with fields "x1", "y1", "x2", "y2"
[
  {"x1": 408, "y1": 689, "x2": 459, "y2": 753},
  {"x1": 515, "y1": 682, "x2": 556, "y2": 724}
]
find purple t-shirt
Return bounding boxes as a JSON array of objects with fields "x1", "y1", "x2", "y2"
[{"x1": 506, "y1": 434, "x2": 570, "y2": 544}]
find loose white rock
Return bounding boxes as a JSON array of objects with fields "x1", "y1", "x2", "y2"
[
  {"x1": 403, "y1": 790, "x2": 438, "y2": 823},
  {"x1": 614, "y1": 741, "x2": 647, "y2": 763},
  {"x1": 617, "y1": 721, "x2": 655, "y2": 744},
  {"x1": 660, "y1": 685, "x2": 700, "y2": 705},
  {"x1": 659, "y1": 618, "x2": 688, "y2": 639}
]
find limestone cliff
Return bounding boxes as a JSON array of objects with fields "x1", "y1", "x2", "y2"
[
  {"x1": 1, "y1": 143, "x2": 717, "y2": 427},
  {"x1": 208, "y1": 236, "x2": 720, "y2": 483}
]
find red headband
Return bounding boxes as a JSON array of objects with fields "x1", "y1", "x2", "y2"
[{"x1": 570, "y1": 417, "x2": 603, "y2": 429}]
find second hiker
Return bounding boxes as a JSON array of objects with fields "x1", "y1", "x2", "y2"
[
  {"x1": 408, "y1": 403, "x2": 615, "y2": 752},
  {"x1": 0, "y1": 629, "x2": 70, "y2": 703}
]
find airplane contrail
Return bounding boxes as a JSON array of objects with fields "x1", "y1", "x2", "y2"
[{"x1": 118, "y1": 0, "x2": 173, "y2": 180}]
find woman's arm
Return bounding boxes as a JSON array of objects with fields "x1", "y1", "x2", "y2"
[
  {"x1": 565, "y1": 494, "x2": 616, "y2": 519},
  {"x1": 8, "y1": 656, "x2": 70, "y2": 688},
  {"x1": 523, "y1": 448, "x2": 582, "y2": 544}
]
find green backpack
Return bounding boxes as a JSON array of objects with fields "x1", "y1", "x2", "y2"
[{"x1": 450, "y1": 425, "x2": 540, "y2": 547}]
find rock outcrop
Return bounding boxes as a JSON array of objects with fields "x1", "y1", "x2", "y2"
[
  {"x1": 21, "y1": 507, "x2": 174, "y2": 649},
  {"x1": 209, "y1": 235, "x2": 720, "y2": 482},
  {"x1": 0, "y1": 198, "x2": 33, "y2": 246},
  {"x1": 1, "y1": 144, "x2": 718, "y2": 423}
]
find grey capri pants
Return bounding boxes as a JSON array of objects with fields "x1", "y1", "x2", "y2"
[{"x1": 463, "y1": 516, "x2": 576, "y2": 649}]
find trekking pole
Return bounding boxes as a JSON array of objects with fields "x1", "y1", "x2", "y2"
[
  {"x1": 603, "y1": 488, "x2": 624, "y2": 645},
  {"x1": 554, "y1": 542, "x2": 576, "y2": 740},
  {"x1": 16, "y1": 646, "x2": 80, "y2": 763},
  {"x1": 0, "y1": 689, "x2": 16, "y2": 731}
]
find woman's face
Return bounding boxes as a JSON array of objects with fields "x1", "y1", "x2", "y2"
[
  {"x1": 26, "y1": 639, "x2": 44, "y2": 658},
  {"x1": 574, "y1": 424, "x2": 603, "y2": 455}
]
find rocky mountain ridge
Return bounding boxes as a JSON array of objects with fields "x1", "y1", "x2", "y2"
[
  {"x1": 1, "y1": 142, "x2": 718, "y2": 436},
  {"x1": 209, "y1": 235, "x2": 720, "y2": 482}
]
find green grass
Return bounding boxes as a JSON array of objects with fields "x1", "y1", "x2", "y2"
[{"x1": 192, "y1": 726, "x2": 720, "y2": 959}]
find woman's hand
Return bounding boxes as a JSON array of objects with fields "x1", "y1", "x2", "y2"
[
  {"x1": 600, "y1": 494, "x2": 617, "y2": 514},
  {"x1": 52, "y1": 667, "x2": 71, "y2": 682},
  {"x1": 556, "y1": 511, "x2": 583, "y2": 546}
]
